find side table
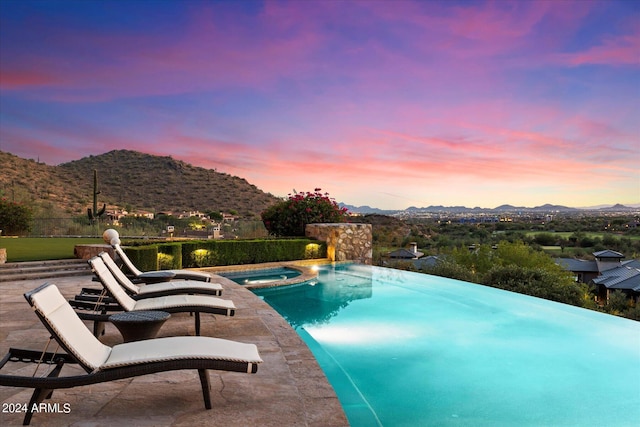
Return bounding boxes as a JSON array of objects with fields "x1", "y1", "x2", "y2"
[{"x1": 109, "y1": 311, "x2": 171, "y2": 342}]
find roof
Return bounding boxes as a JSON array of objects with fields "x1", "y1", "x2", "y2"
[
  {"x1": 592, "y1": 265, "x2": 640, "y2": 292},
  {"x1": 592, "y1": 250, "x2": 624, "y2": 259},
  {"x1": 389, "y1": 248, "x2": 424, "y2": 259},
  {"x1": 555, "y1": 258, "x2": 599, "y2": 273},
  {"x1": 412, "y1": 255, "x2": 440, "y2": 269},
  {"x1": 622, "y1": 259, "x2": 640, "y2": 269}
]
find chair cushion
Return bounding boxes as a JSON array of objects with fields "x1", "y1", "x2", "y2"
[
  {"x1": 29, "y1": 284, "x2": 112, "y2": 371},
  {"x1": 137, "y1": 281, "x2": 223, "y2": 296},
  {"x1": 102, "y1": 336, "x2": 262, "y2": 372},
  {"x1": 133, "y1": 295, "x2": 235, "y2": 313}
]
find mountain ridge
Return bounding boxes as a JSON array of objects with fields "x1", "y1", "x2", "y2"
[
  {"x1": 0, "y1": 150, "x2": 279, "y2": 218},
  {"x1": 340, "y1": 202, "x2": 640, "y2": 215}
]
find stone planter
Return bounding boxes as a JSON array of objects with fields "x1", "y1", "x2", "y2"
[
  {"x1": 74, "y1": 244, "x2": 115, "y2": 260},
  {"x1": 0, "y1": 248, "x2": 6, "y2": 264}
]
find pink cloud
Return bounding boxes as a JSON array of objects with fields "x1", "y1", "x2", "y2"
[
  {"x1": 553, "y1": 32, "x2": 640, "y2": 67},
  {"x1": 0, "y1": 70, "x2": 60, "y2": 89}
]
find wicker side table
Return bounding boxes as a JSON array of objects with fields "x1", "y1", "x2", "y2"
[{"x1": 109, "y1": 311, "x2": 171, "y2": 342}]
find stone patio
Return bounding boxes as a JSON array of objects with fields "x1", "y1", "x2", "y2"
[{"x1": 0, "y1": 272, "x2": 349, "y2": 426}]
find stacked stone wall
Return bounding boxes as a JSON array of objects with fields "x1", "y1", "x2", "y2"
[{"x1": 305, "y1": 223, "x2": 372, "y2": 265}]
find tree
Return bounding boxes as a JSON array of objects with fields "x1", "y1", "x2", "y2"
[
  {"x1": 261, "y1": 189, "x2": 349, "y2": 237},
  {"x1": 0, "y1": 198, "x2": 33, "y2": 235},
  {"x1": 482, "y1": 265, "x2": 583, "y2": 306},
  {"x1": 605, "y1": 290, "x2": 630, "y2": 316}
]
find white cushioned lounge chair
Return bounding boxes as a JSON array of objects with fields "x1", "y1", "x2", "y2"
[
  {"x1": 103, "y1": 229, "x2": 213, "y2": 282},
  {"x1": 88, "y1": 256, "x2": 235, "y2": 335},
  {"x1": 0, "y1": 283, "x2": 262, "y2": 425},
  {"x1": 98, "y1": 252, "x2": 223, "y2": 297}
]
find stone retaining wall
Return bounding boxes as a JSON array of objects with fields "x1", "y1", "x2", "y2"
[{"x1": 305, "y1": 223, "x2": 372, "y2": 264}]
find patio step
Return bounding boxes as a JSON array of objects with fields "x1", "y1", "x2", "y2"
[{"x1": 0, "y1": 259, "x2": 92, "y2": 282}]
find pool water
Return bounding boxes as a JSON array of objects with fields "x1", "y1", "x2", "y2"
[
  {"x1": 220, "y1": 267, "x2": 301, "y2": 285},
  {"x1": 254, "y1": 264, "x2": 640, "y2": 427}
]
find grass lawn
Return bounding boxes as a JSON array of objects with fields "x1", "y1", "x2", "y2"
[
  {"x1": 540, "y1": 246, "x2": 586, "y2": 256},
  {"x1": 0, "y1": 237, "x2": 103, "y2": 262}
]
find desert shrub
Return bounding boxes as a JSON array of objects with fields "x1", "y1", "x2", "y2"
[{"x1": 0, "y1": 198, "x2": 33, "y2": 235}]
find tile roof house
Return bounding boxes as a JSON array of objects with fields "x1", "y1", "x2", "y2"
[{"x1": 557, "y1": 250, "x2": 640, "y2": 303}]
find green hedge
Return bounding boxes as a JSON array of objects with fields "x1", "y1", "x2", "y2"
[
  {"x1": 123, "y1": 246, "x2": 158, "y2": 271},
  {"x1": 182, "y1": 238, "x2": 326, "y2": 268},
  {"x1": 157, "y1": 243, "x2": 182, "y2": 270},
  {"x1": 123, "y1": 238, "x2": 326, "y2": 270}
]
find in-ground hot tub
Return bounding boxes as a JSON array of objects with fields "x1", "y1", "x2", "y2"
[{"x1": 219, "y1": 267, "x2": 302, "y2": 285}]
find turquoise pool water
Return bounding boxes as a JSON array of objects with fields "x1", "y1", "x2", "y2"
[
  {"x1": 220, "y1": 267, "x2": 301, "y2": 285},
  {"x1": 254, "y1": 264, "x2": 640, "y2": 427}
]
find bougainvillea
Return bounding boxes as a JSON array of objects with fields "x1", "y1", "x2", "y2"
[
  {"x1": 261, "y1": 188, "x2": 349, "y2": 237},
  {"x1": 0, "y1": 198, "x2": 33, "y2": 235}
]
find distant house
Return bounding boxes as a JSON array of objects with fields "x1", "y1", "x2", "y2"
[
  {"x1": 554, "y1": 258, "x2": 600, "y2": 283},
  {"x1": 412, "y1": 255, "x2": 440, "y2": 270},
  {"x1": 556, "y1": 250, "x2": 640, "y2": 303},
  {"x1": 592, "y1": 259, "x2": 640, "y2": 303},
  {"x1": 389, "y1": 242, "x2": 424, "y2": 260}
]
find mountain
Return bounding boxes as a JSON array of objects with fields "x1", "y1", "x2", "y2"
[
  {"x1": 0, "y1": 150, "x2": 279, "y2": 218},
  {"x1": 339, "y1": 203, "x2": 398, "y2": 215},
  {"x1": 340, "y1": 202, "x2": 635, "y2": 216}
]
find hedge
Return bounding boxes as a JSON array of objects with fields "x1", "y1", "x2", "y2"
[
  {"x1": 123, "y1": 245, "x2": 158, "y2": 271},
  {"x1": 182, "y1": 238, "x2": 326, "y2": 268},
  {"x1": 122, "y1": 238, "x2": 326, "y2": 270},
  {"x1": 157, "y1": 242, "x2": 183, "y2": 270}
]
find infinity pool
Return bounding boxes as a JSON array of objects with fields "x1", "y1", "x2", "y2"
[{"x1": 254, "y1": 264, "x2": 640, "y2": 426}]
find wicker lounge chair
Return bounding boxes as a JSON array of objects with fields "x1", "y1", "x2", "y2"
[
  {"x1": 88, "y1": 256, "x2": 235, "y2": 335},
  {"x1": 103, "y1": 229, "x2": 213, "y2": 282},
  {"x1": 0, "y1": 283, "x2": 262, "y2": 425},
  {"x1": 97, "y1": 252, "x2": 223, "y2": 297}
]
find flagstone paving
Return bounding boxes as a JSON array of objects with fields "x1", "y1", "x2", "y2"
[{"x1": 0, "y1": 273, "x2": 349, "y2": 427}]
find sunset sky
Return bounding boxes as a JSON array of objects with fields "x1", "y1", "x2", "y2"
[{"x1": 1, "y1": 0, "x2": 638, "y2": 210}]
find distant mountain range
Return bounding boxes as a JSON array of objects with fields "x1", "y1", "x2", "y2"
[{"x1": 340, "y1": 202, "x2": 640, "y2": 215}]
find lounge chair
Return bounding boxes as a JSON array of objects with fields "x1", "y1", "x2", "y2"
[
  {"x1": 97, "y1": 251, "x2": 223, "y2": 298},
  {"x1": 103, "y1": 229, "x2": 213, "y2": 282},
  {"x1": 0, "y1": 283, "x2": 262, "y2": 425},
  {"x1": 88, "y1": 256, "x2": 235, "y2": 335}
]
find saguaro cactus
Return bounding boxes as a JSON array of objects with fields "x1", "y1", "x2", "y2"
[{"x1": 87, "y1": 169, "x2": 106, "y2": 222}]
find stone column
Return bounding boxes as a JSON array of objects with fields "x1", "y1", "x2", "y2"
[
  {"x1": 0, "y1": 248, "x2": 6, "y2": 264},
  {"x1": 305, "y1": 223, "x2": 372, "y2": 265}
]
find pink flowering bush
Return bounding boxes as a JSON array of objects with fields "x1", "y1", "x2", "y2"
[
  {"x1": 262, "y1": 188, "x2": 349, "y2": 237},
  {"x1": 0, "y1": 198, "x2": 33, "y2": 235}
]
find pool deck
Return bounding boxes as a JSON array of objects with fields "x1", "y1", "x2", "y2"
[{"x1": 0, "y1": 270, "x2": 349, "y2": 426}]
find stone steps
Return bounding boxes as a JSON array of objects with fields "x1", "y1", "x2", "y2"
[{"x1": 0, "y1": 259, "x2": 92, "y2": 282}]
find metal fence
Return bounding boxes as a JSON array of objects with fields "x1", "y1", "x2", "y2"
[{"x1": 27, "y1": 218, "x2": 269, "y2": 239}]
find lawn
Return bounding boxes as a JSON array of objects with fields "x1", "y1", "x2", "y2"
[{"x1": 0, "y1": 237, "x2": 103, "y2": 262}]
